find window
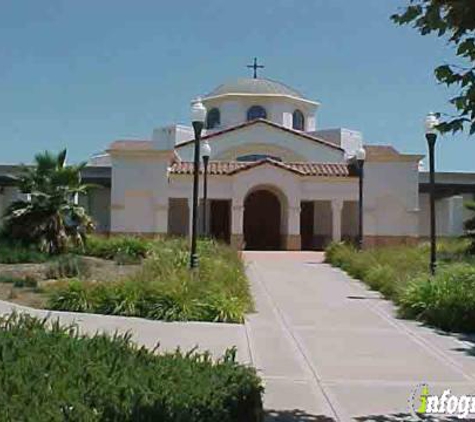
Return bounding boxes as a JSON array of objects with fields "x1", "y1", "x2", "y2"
[
  {"x1": 293, "y1": 109, "x2": 305, "y2": 130},
  {"x1": 206, "y1": 108, "x2": 220, "y2": 129},
  {"x1": 247, "y1": 105, "x2": 267, "y2": 121},
  {"x1": 237, "y1": 154, "x2": 281, "y2": 162}
]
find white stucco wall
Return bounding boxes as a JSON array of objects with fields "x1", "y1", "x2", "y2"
[
  {"x1": 419, "y1": 193, "x2": 475, "y2": 237},
  {"x1": 153, "y1": 125, "x2": 194, "y2": 149},
  {"x1": 110, "y1": 152, "x2": 170, "y2": 233},
  {"x1": 315, "y1": 129, "x2": 363, "y2": 157},
  {"x1": 364, "y1": 160, "x2": 420, "y2": 237},
  {"x1": 176, "y1": 122, "x2": 344, "y2": 163},
  {"x1": 202, "y1": 95, "x2": 317, "y2": 132}
]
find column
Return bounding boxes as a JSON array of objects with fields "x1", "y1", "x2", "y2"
[
  {"x1": 331, "y1": 199, "x2": 343, "y2": 242},
  {"x1": 285, "y1": 204, "x2": 301, "y2": 250},
  {"x1": 231, "y1": 201, "x2": 244, "y2": 249}
]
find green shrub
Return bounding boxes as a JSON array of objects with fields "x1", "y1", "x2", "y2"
[
  {"x1": 81, "y1": 235, "x2": 151, "y2": 263},
  {"x1": 399, "y1": 263, "x2": 475, "y2": 332},
  {"x1": 0, "y1": 313, "x2": 264, "y2": 421},
  {"x1": 0, "y1": 242, "x2": 48, "y2": 264},
  {"x1": 325, "y1": 242, "x2": 429, "y2": 300},
  {"x1": 325, "y1": 242, "x2": 374, "y2": 280},
  {"x1": 364, "y1": 264, "x2": 399, "y2": 298},
  {"x1": 326, "y1": 241, "x2": 475, "y2": 333},
  {"x1": 46, "y1": 254, "x2": 92, "y2": 279},
  {"x1": 0, "y1": 274, "x2": 38, "y2": 288},
  {"x1": 202, "y1": 294, "x2": 249, "y2": 323},
  {"x1": 12, "y1": 275, "x2": 38, "y2": 289},
  {"x1": 324, "y1": 242, "x2": 352, "y2": 267},
  {"x1": 48, "y1": 238, "x2": 253, "y2": 323},
  {"x1": 437, "y1": 237, "x2": 471, "y2": 262},
  {"x1": 0, "y1": 275, "x2": 25, "y2": 284}
]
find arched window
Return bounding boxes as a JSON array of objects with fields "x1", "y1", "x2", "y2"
[
  {"x1": 247, "y1": 105, "x2": 267, "y2": 121},
  {"x1": 292, "y1": 109, "x2": 305, "y2": 130},
  {"x1": 237, "y1": 154, "x2": 282, "y2": 162},
  {"x1": 206, "y1": 108, "x2": 220, "y2": 129}
]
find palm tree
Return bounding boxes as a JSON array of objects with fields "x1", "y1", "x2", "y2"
[{"x1": 2, "y1": 149, "x2": 94, "y2": 254}]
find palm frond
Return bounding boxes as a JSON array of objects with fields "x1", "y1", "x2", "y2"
[{"x1": 2, "y1": 149, "x2": 94, "y2": 254}]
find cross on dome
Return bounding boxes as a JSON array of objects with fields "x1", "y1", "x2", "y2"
[{"x1": 246, "y1": 57, "x2": 264, "y2": 79}]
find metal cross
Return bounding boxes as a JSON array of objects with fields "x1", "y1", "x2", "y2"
[{"x1": 247, "y1": 57, "x2": 264, "y2": 79}]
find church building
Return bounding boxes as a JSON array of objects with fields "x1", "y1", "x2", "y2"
[{"x1": 1, "y1": 66, "x2": 474, "y2": 250}]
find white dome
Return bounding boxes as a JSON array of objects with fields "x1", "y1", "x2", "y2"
[{"x1": 206, "y1": 78, "x2": 306, "y2": 99}]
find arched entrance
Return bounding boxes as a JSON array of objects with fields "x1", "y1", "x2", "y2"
[{"x1": 244, "y1": 190, "x2": 281, "y2": 250}]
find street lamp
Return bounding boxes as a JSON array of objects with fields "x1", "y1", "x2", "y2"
[
  {"x1": 355, "y1": 147, "x2": 366, "y2": 250},
  {"x1": 190, "y1": 98, "x2": 207, "y2": 269},
  {"x1": 425, "y1": 112, "x2": 440, "y2": 275},
  {"x1": 201, "y1": 140, "x2": 211, "y2": 237}
]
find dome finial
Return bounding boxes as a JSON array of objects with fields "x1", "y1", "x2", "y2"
[{"x1": 246, "y1": 57, "x2": 264, "y2": 79}]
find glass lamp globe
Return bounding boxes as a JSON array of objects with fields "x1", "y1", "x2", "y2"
[
  {"x1": 356, "y1": 147, "x2": 366, "y2": 161},
  {"x1": 191, "y1": 97, "x2": 206, "y2": 124},
  {"x1": 425, "y1": 112, "x2": 439, "y2": 135},
  {"x1": 202, "y1": 141, "x2": 211, "y2": 159}
]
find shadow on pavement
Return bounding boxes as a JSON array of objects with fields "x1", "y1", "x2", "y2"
[
  {"x1": 265, "y1": 409, "x2": 336, "y2": 421},
  {"x1": 354, "y1": 413, "x2": 458, "y2": 421},
  {"x1": 266, "y1": 410, "x2": 460, "y2": 421},
  {"x1": 346, "y1": 295, "x2": 381, "y2": 300},
  {"x1": 449, "y1": 332, "x2": 475, "y2": 358}
]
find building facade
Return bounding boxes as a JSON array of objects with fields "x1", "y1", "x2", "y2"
[{"x1": 0, "y1": 77, "x2": 474, "y2": 250}]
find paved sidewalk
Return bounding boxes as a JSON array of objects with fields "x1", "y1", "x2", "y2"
[
  {"x1": 0, "y1": 300, "x2": 251, "y2": 363},
  {"x1": 243, "y1": 251, "x2": 475, "y2": 421}
]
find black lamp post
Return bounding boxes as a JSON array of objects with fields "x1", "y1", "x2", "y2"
[
  {"x1": 190, "y1": 98, "x2": 207, "y2": 269},
  {"x1": 355, "y1": 147, "x2": 366, "y2": 250},
  {"x1": 201, "y1": 140, "x2": 211, "y2": 237},
  {"x1": 425, "y1": 112, "x2": 439, "y2": 276}
]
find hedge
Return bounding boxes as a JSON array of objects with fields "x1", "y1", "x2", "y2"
[
  {"x1": 0, "y1": 313, "x2": 264, "y2": 421},
  {"x1": 325, "y1": 241, "x2": 475, "y2": 333},
  {"x1": 48, "y1": 238, "x2": 253, "y2": 323}
]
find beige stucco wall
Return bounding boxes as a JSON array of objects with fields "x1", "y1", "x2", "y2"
[
  {"x1": 364, "y1": 161, "x2": 420, "y2": 237},
  {"x1": 214, "y1": 143, "x2": 306, "y2": 162},
  {"x1": 419, "y1": 193, "x2": 475, "y2": 237},
  {"x1": 110, "y1": 152, "x2": 170, "y2": 234},
  {"x1": 342, "y1": 201, "x2": 358, "y2": 238},
  {"x1": 202, "y1": 95, "x2": 317, "y2": 132}
]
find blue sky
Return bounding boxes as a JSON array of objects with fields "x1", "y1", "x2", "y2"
[{"x1": 0, "y1": 0, "x2": 472, "y2": 171}]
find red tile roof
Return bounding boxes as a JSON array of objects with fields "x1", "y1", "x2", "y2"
[{"x1": 169, "y1": 158, "x2": 353, "y2": 177}]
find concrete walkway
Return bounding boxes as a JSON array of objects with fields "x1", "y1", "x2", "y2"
[
  {"x1": 243, "y1": 251, "x2": 475, "y2": 421},
  {"x1": 0, "y1": 300, "x2": 251, "y2": 363}
]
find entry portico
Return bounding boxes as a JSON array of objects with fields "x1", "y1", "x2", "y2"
[{"x1": 165, "y1": 157, "x2": 358, "y2": 250}]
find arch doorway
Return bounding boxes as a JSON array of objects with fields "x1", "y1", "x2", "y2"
[{"x1": 244, "y1": 190, "x2": 281, "y2": 250}]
